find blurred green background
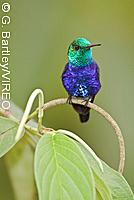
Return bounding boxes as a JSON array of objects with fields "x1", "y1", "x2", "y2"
[{"x1": 0, "y1": 0, "x2": 134, "y2": 198}]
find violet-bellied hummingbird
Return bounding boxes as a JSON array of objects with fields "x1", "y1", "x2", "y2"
[{"x1": 62, "y1": 38, "x2": 101, "y2": 122}]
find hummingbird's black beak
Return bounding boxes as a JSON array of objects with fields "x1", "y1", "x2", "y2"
[{"x1": 86, "y1": 43, "x2": 101, "y2": 49}]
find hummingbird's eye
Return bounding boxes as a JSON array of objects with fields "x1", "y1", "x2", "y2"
[{"x1": 74, "y1": 45, "x2": 80, "y2": 51}]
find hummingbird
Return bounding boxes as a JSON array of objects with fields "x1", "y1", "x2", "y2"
[{"x1": 62, "y1": 38, "x2": 101, "y2": 122}]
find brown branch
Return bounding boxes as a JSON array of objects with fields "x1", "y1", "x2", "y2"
[{"x1": 41, "y1": 97, "x2": 125, "y2": 174}]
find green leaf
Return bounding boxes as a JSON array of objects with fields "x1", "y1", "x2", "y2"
[
  {"x1": 102, "y1": 162, "x2": 134, "y2": 200},
  {"x1": 0, "y1": 116, "x2": 20, "y2": 158},
  {"x1": 58, "y1": 129, "x2": 103, "y2": 173},
  {"x1": 93, "y1": 170, "x2": 112, "y2": 200},
  {"x1": 34, "y1": 131, "x2": 96, "y2": 200},
  {"x1": 80, "y1": 145, "x2": 134, "y2": 200},
  {"x1": 96, "y1": 190, "x2": 103, "y2": 200},
  {"x1": 4, "y1": 135, "x2": 37, "y2": 200}
]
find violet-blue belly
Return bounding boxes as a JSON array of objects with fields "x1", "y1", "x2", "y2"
[{"x1": 62, "y1": 61, "x2": 101, "y2": 98}]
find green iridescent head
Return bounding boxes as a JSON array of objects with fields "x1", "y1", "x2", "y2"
[{"x1": 68, "y1": 38, "x2": 101, "y2": 67}]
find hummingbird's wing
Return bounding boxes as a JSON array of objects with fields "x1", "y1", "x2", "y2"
[
  {"x1": 92, "y1": 59, "x2": 101, "y2": 82},
  {"x1": 61, "y1": 63, "x2": 69, "y2": 77}
]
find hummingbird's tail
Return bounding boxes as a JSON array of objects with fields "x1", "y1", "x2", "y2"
[
  {"x1": 72, "y1": 104, "x2": 90, "y2": 123},
  {"x1": 79, "y1": 111, "x2": 90, "y2": 123}
]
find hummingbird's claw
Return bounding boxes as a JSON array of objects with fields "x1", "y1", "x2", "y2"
[
  {"x1": 82, "y1": 96, "x2": 95, "y2": 107},
  {"x1": 67, "y1": 95, "x2": 72, "y2": 104},
  {"x1": 81, "y1": 98, "x2": 90, "y2": 106}
]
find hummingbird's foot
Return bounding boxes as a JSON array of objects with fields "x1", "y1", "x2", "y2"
[
  {"x1": 67, "y1": 95, "x2": 72, "y2": 104},
  {"x1": 82, "y1": 96, "x2": 93, "y2": 107},
  {"x1": 83, "y1": 99, "x2": 91, "y2": 107}
]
